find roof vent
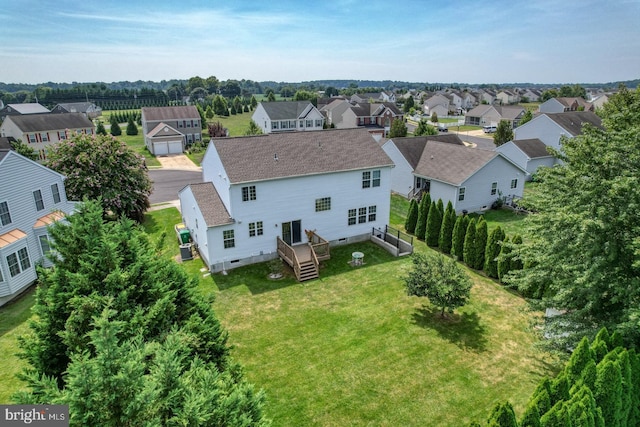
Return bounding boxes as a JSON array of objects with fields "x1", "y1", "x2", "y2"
[{"x1": 274, "y1": 153, "x2": 278, "y2": 161}]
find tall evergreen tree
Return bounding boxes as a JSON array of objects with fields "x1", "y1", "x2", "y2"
[
  {"x1": 438, "y1": 201, "x2": 455, "y2": 254},
  {"x1": 126, "y1": 115, "x2": 138, "y2": 135},
  {"x1": 415, "y1": 193, "x2": 430, "y2": 240},
  {"x1": 426, "y1": 201, "x2": 442, "y2": 247},
  {"x1": 497, "y1": 235, "x2": 513, "y2": 283},
  {"x1": 405, "y1": 198, "x2": 419, "y2": 234},
  {"x1": 484, "y1": 225, "x2": 505, "y2": 278},
  {"x1": 487, "y1": 401, "x2": 518, "y2": 427},
  {"x1": 452, "y1": 215, "x2": 469, "y2": 261},
  {"x1": 463, "y1": 218, "x2": 477, "y2": 267},
  {"x1": 594, "y1": 360, "x2": 623, "y2": 427},
  {"x1": 95, "y1": 120, "x2": 107, "y2": 136},
  {"x1": 474, "y1": 217, "x2": 488, "y2": 270},
  {"x1": 109, "y1": 114, "x2": 122, "y2": 136}
]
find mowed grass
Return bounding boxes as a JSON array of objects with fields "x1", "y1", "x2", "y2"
[{"x1": 0, "y1": 201, "x2": 552, "y2": 425}]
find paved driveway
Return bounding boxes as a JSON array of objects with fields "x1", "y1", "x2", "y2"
[{"x1": 148, "y1": 155, "x2": 203, "y2": 210}]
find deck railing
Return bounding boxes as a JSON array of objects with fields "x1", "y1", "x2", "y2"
[
  {"x1": 277, "y1": 236, "x2": 302, "y2": 278},
  {"x1": 306, "y1": 230, "x2": 330, "y2": 261}
]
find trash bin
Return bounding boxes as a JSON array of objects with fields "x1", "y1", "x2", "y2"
[
  {"x1": 179, "y1": 243, "x2": 193, "y2": 261},
  {"x1": 178, "y1": 229, "x2": 190, "y2": 244}
]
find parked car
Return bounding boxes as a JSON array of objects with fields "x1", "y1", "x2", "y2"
[
  {"x1": 483, "y1": 125, "x2": 497, "y2": 133},
  {"x1": 438, "y1": 126, "x2": 448, "y2": 132}
]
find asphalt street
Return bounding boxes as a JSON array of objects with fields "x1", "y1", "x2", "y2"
[{"x1": 148, "y1": 169, "x2": 202, "y2": 205}]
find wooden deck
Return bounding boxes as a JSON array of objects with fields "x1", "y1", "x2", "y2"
[
  {"x1": 293, "y1": 244, "x2": 313, "y2": 262},
  {"x1": 277, "y1": 231, "x2": 330, "y2": 282}
]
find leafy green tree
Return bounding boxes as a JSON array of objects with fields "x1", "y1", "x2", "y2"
[
  {"x1": 425, "y1": 201, "x2": 442, "y2": 247},
  {"x1": 389, "y1": 119, "x2": 408, "y2": 138},
  {"x1": 95, "y1": 120, "x2": 107, "y2": 136},
  {"x1": 431, "y1": 112, "x2": 438, "y2": 123},
  {"x1": 250, "y1": 95, "x2": 258, "y2": 110},
  {"x1": 415, "y1": 193, "x2": 430, "y2": 240},
  {"x1": 452, "y1": 214, "x2": 469, "y2": 261},
  {"x1": 205, "y1": 105, "x2": 214, "y2": 119},
  {"x1": 405, "y1": 198, "x2": 419, "y2": 234},
  {"x1": 493, "y1": 120, "x2": 513, "y2": 146},
  {"x1": 520, "y1": 401, "x2": 542, "y2": 427},
  {"x1": 463, "y1": 218, "x2": 477, "y2": 268},
  {"x1": 484, "y1": 226, "x2": 505, "y2": 278},
  {"x1": 267, "y1": 92, "x2": 276, "y2": 102},
  {"x1": 509, "y1": 234, "x2": 523, "y2": 271},
  {"x1": 10, "y1": 139, "x2": 38, "y2": 160},
  {"x1": 519, "y1": 109, "x2": 533, "y2": 126},
  {"x1": 404, "y1": 252, "x2": 472, "y2": 317},
  {"x1": 45, "y1": 133, "x2": 151, "y2": 221},
  {"x1": 125, "y1": 115, "x2": 138, "y2": 135},
  {"x1": 213, "y1": 95, "x2": 228, "y2": 116},
  {"x1": 244, "y1": 120, "x2": 263, "y2": 136},
  {"x1": 109, "y1": 114, "x2": 122, "y2": 136},
  {"x1": 403, "y1": 95, "x2": 415, "y2": 113},
  {"x1": 414, "y1": 119, "x2": 438, "y2": 136},
  {"x1": 541, "y1": 89, "x2": 559, "y2": 102},
  {"x1": 438, "y1": 201, "x2": 456, "y2": 254}
]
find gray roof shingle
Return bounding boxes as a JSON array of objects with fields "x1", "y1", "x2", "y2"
[
  {"x1": 2, "y1": 103, "x2": 50, "y2": 114},
  {"x1": 545, "y1": 111, "x2": 602, "y2": 135},
  {"x1": 390, "y1": 135, "x2": 464, "y2": 169},
  {"x1": 187, "y1": 182, "x2": 233, "y2": 227},
  {"x1": 414, "y1": 141, "x2": 499, "y2": 186},
  {"x1": 4, "y1": 113, "x2": 93, "y2": 132},
  {"x1": 512, "y1": 139, "x2": 552, "y2": 158},
  {"x1": 141, "y1": 106, "x2": 200, "y2": 121},
  {"x1": 259, "y1": 101, "x2": 315, "y2": 120},
  {"x1": 212, "y1": 128, "x2": 394, "y2": 184}
]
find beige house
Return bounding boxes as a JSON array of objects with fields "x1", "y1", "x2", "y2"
[{"x1": 0, "y1": 113, "x2": 94, "y2": 161}]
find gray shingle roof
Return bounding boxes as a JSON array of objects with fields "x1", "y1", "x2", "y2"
[
  {"x1": 187, "y1": 182, "x2": 233, "y2": 227},
  {"x1": 390, "y1": 135, "x2": 464, "y2": 169},
  {"x1": 545, "y1": 111, "x2": 602, "y2": 135},
  {"x1": 4, "y1": 113, "x2": 93, "y2": 132},
  {"x1": 212, "y1": 128, "x2": 394, "y2": 184},
  {"x1": 2, "y1": 103, "x2": 50, "y2": 114},
  {"x1": 53, "y1": 102, "x2": 96, "y2": 113},
  {"x1": 414, "y1": 141, "x2": 499, "y2": 186},
  {"x1": 512, "y1": 139, "x2": 552, "y2": 158},
  {"x1": 259, "y1": 101, "x2": 315, "y2": 120},
  {"x1": 141, "y1": 106, "x2": 200, "y2": 121}
]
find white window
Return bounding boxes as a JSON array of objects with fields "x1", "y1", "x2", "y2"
[
  {"x1": 458, "y1": 187, "x2": 466, "y2": 201},
  {"x1": 281, "y1": 121, "x2": 288, "y2": 129},
  {"x1": 272, "y1": 121, "x2": 279, "y2": 130},
  {"x1": 348, "y1": 209, "x2": 356, "y2": 226},
  {"x1": 491, "y1": 182, "x2": 497, "y2": 196},
  {"x1": 242, "y1": 186, "x2": 256, "y2": 201},
  {"x1": 368, "y1": 205, "x2": 377, "y2": 222},
  {"x1": 0, "y1": 201, "x2": 11, "y2": 226},
  {"x1": 299, "y1": 120, "x2": 304, "y2": 128},
  {"x1": 51, "y1": 183, "x2": 61, "y2": 204},
  {"x1": 362, "y1": 170, "x2": 381, "y2": 188},
  {"x1": 510, "y1": 179, "x2": 518, "y2": 189},
  {"x1": 358, "y1": 207, "x2": 367, "y2": 224},
  {"x1": 28, "y1": 134, "x2": 37, "y2": 143},
  {"x1": 315, "y1": 119, "x2": 323, "y2": 127},
  {"x1": 315, "y1": 197, "x2": 331, "y2": 212},
  {"x1": 306, "y1": 120, "x2": 313, "y2": 128},
  {"x1": 372, "y1": 170, "x2": 381, "y2": 187},
  {"x1": 33, "y1": 190, "x2": 44, "y2": 211},
  {"x1": 58, "y1": 131, "x2": 67, "y2": 140},
  {"x1": 39, "y1": 235, "x2": 51, "y2": 256},
  {"x1": 7, "y1": 247, "x2": 31, "y2": 277},
  {"x1": 40, "y1": 133, "x2": 49, "y2": 142},
  {"x1": 223, "y1": 230, "x2": 235, "y2": 249},
  {"x1": 248, "y1": 221, "x2": 263, "y2": 237}
]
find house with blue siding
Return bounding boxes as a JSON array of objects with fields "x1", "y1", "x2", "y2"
[
  {"x1": 0, "y1": 149, "x2": 77, "y2": 305},
  {"x1": 179, "y1": 128, "x2": 394, "y2": 279}
]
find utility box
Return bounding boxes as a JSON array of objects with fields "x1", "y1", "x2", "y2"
[
  {"x1": 179, "y1": 243, "x2": 193, "y2": 261},
  {"x1": 175, "y1": 223, "x2": 190, "y2": 244}
]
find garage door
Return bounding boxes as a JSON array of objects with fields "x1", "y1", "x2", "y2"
[{"x1": 152, "y1": 140, "x2": 182, "y2": 155}]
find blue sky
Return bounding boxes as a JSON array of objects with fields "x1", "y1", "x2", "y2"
[{"x1": 1, "y1": 0, "x2": 639, "y2": 85}]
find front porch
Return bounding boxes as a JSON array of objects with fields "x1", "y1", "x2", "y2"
[{"x1": 277, "y1": 230, "x2": 330, "y2": 282}]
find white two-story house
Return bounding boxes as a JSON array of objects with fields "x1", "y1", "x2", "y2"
[
  {"x1": 179, "y1": 128, "x2": 394, "y2": 279},
  {"x1": 251, "y1": 101, "x2": 325, "y2": 134},
  {"x1": 0, "y1": 149, "x2": 77, "y2": 306}
]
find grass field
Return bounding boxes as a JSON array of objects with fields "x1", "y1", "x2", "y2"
[{"x1": 0, "y1": 190, "x2": 550, "y2": 425}]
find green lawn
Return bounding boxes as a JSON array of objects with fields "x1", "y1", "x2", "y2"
[{"x1": 0, "y1": 201, "x2": 551, "y2": 425}]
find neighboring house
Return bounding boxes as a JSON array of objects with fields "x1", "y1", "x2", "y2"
[
  {"x1": 496, "y1": 138, "x2": 555, "y2": 180},
  {"x1": 519, "y1": 88, "x2": 542, "y2": 102},
  {"x1": 465, "y1": 104, "x2": 525, "y2": 128},
  {"x1": 251, "y1": 101, "x2": 325, "y2": 134},
  {"x1": 382, "y1": 138, "x2": 526, "y2": 212},
  {"x1": 496, "y1": 90, "x2": 520, "y2": 105},
  {"x1": 590, "y1": 93, "x2": 612, "y2": 109},
  {"x1": 51, "y1": 102, "x2": 102, "y2": 119},
  {"x1": 319, "y1": 99, "x2": 353, "y2": 128},
  {"x1": 178, "y1": 128, "x2": 394, "y2": 277},
  {"x1": 477, "y1": 89, "x2": 496, "y2": 105},
  {"x1": 0, "y1": 149, "x2": 77, "y2": 306},
  {"x1": 321, "y1": 101, "x2": 403, "y2": 140},
  {"x1": 461, "y1": 92, "x2": 477, "y2": 110},
  {"x1": 513, "y1": 111, "x2": 603, "y2": 153},
  {"x1": 0, "y1": 113, "x2": 95, "y2": 161},
  {"x1": 538, "y1": 97, "x2": 594, "y2": 113},
  {"x1": 380, "y1": 134, "x2": 465, "y2": 197},
  {"x1": 0, "y1": 137, "x2": 15, "y2": 150},
  {"x1": 350, "y1": 92, "x2": 396, "y2": 104},
  {"x1": 141, "y1": 106, "x2": 202, "y2": 155},
  {"x1": 423, "y1": 94, "x2": 450, "y2": 117},
  {"x1": 0, "y1": 103, "x2": 50, "y2": 122}
]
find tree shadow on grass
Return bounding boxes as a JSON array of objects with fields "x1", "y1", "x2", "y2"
[{"x1": 411, "y1": 304, "x2": 488, "y2": 353}]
